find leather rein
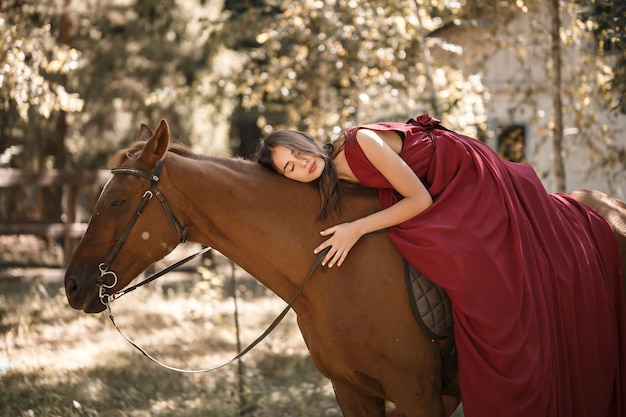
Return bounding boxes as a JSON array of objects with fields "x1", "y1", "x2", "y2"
[{"x1": 96, "y1": 160, "x2": 327, "y2": 373}]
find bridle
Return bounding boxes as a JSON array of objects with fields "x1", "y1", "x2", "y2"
[
  {"x1": 93, "y1": 158, "x2": 329, "y2": 373},
  {"x1": 96, "y1": 159, "x2": 188, "y2": 304}
]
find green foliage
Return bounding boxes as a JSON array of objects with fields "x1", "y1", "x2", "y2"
[
  {"x1": 574, "y1": 0, "x2": 626, "y2": 113},
  {"x1": 545, "y1": 0, "x2": 626, "y2": 189},
  {"x1": 1, "y1": 0, "x2": 226, "y2": 171},
  {"x1": 0, "y1": 0, "x2": 623, "y2": 190},
  {"x1": 0, "y1": 1, "x2": 84, "y2": 122},
  {"x1": 219, "y1": 0, "x2": 493, "y2": 140},
  {"x1": 65, "y1": 0, "x2": 224, "y2": 168}
]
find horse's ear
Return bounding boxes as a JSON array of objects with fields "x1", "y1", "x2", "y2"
[
  {"x1": 136, "y1": 123, "x2": 154, "y2": 142},
  {"x1": 139, "y1": 120, "x2": 170, "y2": 163}
]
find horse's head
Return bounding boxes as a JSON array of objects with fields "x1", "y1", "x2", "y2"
[{"x1": 65, "y1": 120, "x2": 187, "y2": 313}]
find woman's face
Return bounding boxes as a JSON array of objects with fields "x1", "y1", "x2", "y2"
[{"x1": 271, "y1": 145, "x2": 325, "y2": 183}]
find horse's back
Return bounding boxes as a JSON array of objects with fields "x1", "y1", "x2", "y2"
[{"x1": 570, "y1": 189, "x2": 626, "y2": 282}]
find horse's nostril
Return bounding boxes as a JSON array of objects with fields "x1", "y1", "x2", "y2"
[{"x1": 65, "y1": 277, "x2": 79, "y2": 298}]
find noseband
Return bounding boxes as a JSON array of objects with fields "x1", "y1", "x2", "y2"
[{"x1": 97, "y1": 160, "x2": 188, "y2": 303}]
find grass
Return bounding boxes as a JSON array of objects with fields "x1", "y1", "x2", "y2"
[{"x1": 0, "y1": 252, "x2": 342, "y2": 417}]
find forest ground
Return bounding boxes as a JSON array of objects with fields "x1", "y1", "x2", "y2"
[{"x1": 0, "y1": 237, "x2": 463, "y2": 416}]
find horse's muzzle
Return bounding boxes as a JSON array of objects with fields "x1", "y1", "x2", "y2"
[{"x1": 64, "y1": 270, "x2": 107, "y2": 313}]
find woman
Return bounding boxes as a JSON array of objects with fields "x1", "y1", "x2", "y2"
[{"x1": 256, "y1": 114, "x2": 626, "y2": 417}]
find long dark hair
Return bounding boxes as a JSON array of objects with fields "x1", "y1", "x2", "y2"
[{"x1": 256, "y1": 130, "x2": 342, "y2": 219}]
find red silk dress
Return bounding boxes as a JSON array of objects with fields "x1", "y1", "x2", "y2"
[{"x1": 342, "y1": 114, "x2": 626, "y2": 417}]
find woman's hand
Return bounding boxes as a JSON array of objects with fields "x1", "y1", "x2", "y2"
[
  {"x1": 314, "y1": 221, "x2": 364, "y2": 268},
  {"x1": 311, "y1": 128, "x2": 432, "y2": 269}
]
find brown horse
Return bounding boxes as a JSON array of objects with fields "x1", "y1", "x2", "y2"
[{"x1": 64, "y1": 120, "x2": 626, "y2": 417}]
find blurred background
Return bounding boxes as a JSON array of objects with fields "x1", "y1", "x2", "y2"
[{"x1": 0, "y1": 0, "x2": 625, "y2": 415}]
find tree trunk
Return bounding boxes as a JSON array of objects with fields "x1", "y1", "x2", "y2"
[
  {"x1": 548, "y1": 0, "x2": 566, "y2": 192},
  {"x1": 411, "y1": 0, "x2": 439, "y2": 115}
]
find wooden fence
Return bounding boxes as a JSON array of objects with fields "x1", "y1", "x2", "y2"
[{"x1": 0, "y1": 168, "x2": 110, "y2": 269}]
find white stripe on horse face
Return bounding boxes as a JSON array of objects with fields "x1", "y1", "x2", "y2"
[
  {"x1": 91, "y1": 175, "x2": 115, "y2": 219},
  {"x1": 96, "y1": 175, "x2": 114, "y2": 203}
]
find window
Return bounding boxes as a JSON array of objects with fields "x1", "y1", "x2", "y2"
[{"x1": 497, "y1": 125, "x2": 526, "y2": 163}]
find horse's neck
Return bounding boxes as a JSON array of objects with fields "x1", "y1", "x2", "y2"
[{"x1": 165, "y1": 154, "x2": 323, "y2": 302}]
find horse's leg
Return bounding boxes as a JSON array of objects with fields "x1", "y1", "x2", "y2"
[
  {"x1": 331, "y1": 381, "x2": 386, "y2": 417},
  {"x1": 387, "y1": 378, "x2": 447, "y2": 417}
]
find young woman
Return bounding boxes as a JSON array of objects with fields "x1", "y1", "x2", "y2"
[{"x1": 256, "y1": 114, "x2": 626, "y2": 417}]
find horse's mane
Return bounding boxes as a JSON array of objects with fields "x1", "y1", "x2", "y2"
[
  {"x1": 109, "y1": 140, "x2": 221, "y2": 168},
  {"x1": 107, "y1": 137, "x2": 379, "y2": 224}
]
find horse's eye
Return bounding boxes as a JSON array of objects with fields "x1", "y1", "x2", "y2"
[{"x1": 111, "y1": 199, "x2": 126, "y2": 208}]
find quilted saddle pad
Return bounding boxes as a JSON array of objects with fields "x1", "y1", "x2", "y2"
[{"x1": 404, "y1": 259, "x2": 454, "y2": 340}]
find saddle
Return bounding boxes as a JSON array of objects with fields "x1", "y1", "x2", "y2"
[{"x1": 403, "y1": 260, "x2": 458, "y2": 388}]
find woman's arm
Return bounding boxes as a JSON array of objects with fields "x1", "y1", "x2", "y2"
[{"x1": 315, "y1": 128, "x2": 433, "y2": 267}]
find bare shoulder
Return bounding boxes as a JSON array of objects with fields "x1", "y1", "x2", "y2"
[
  {"x1": 354, "y1": 128, "x2": 429, "y2": 200},
  {"x1": 355, "y1": 129, "x2": 402, "y2": 154}
]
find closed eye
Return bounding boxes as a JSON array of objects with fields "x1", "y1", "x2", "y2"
[
  {"x1": 282, "y1": 150, "x2": 299, "y2": 173},
  {"x1": 111, "y1": 199, "x2": 126, "y2": 208}
]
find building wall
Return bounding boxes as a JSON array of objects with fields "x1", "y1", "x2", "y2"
[{"x1": 429, "y1": 9, "x2": 626, "y2": 199}]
